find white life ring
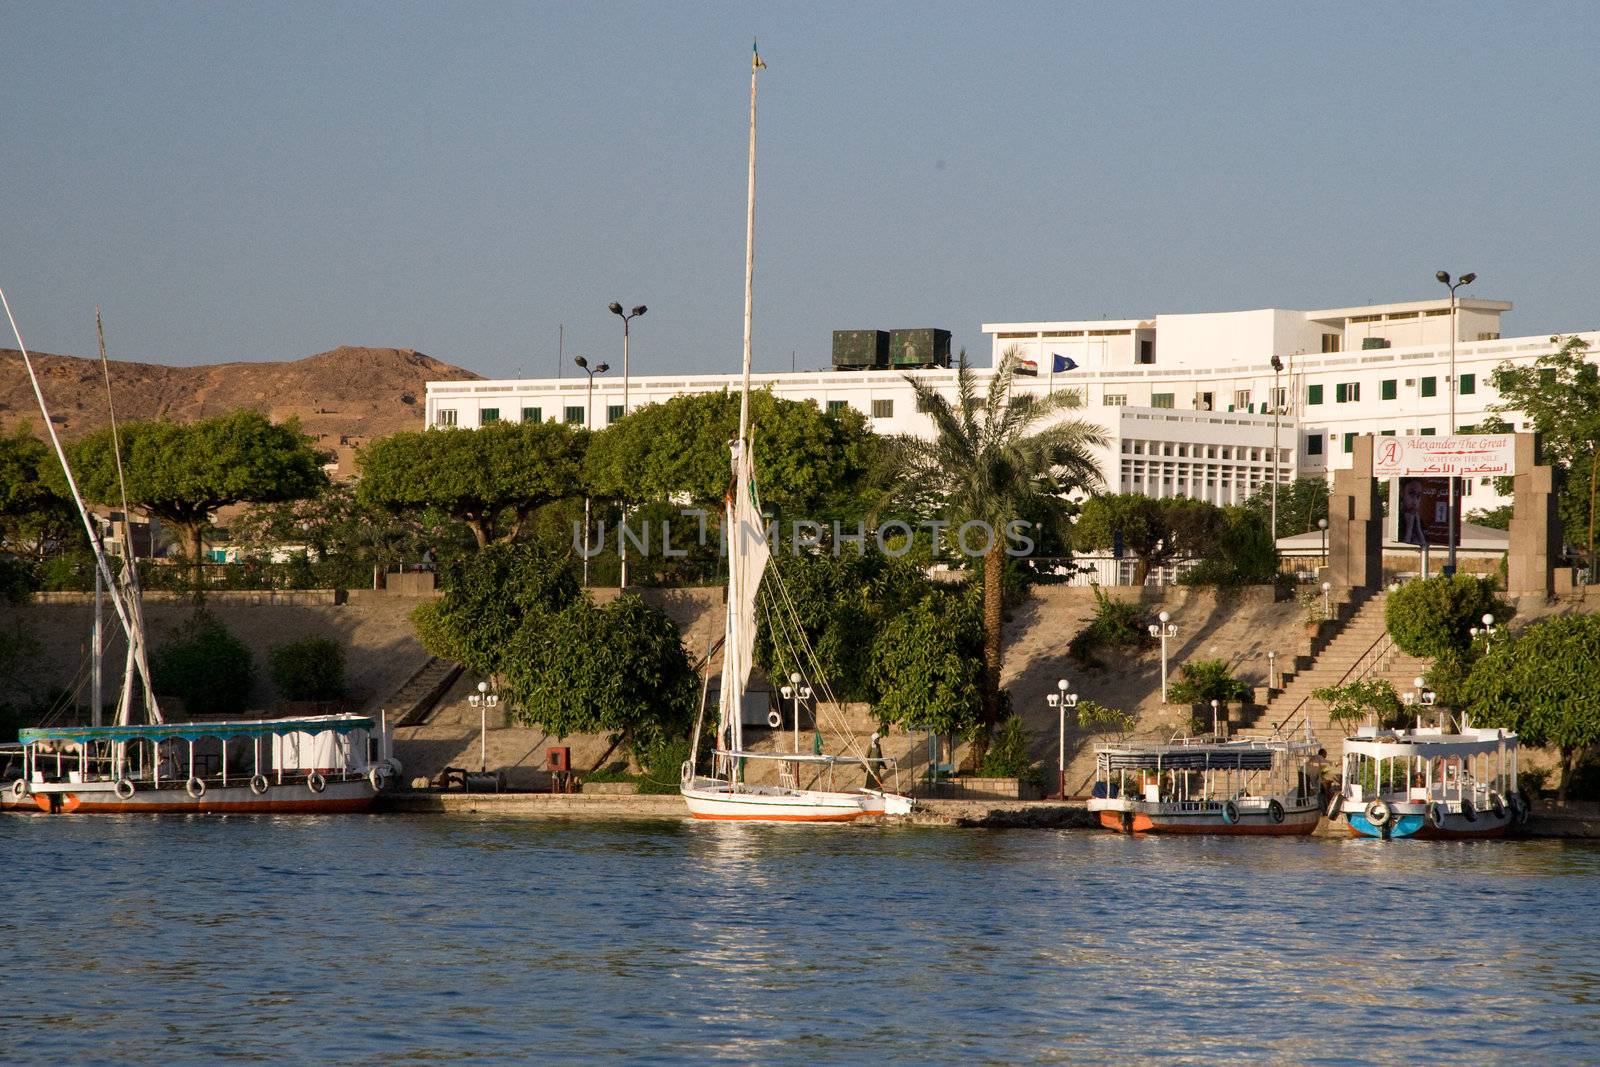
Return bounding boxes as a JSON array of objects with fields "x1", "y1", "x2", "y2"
[
  {"x1": 114, "y1": 778, "x2": 135, "y2": 800},
  {"x1": 10, "y1": 777, "x2": 26, "y2": 799},
  {"x1": 368, "y1": 767, "x2": 388, "y2": 793},
  {"x1": 1365, "y1": 799, "x2": 1391, "y2": 827},
  {"x1": 680, "y1": 760, "x2": 694, "y2": 787},
  {"x1": 307, "y1": 771, "x2": 327, "y2": 794},
  {"x1": 1222, "y1": 799, "x2": 1241, "y2": 825},
  {"x1": 250, "y1": 774, "x2": 269, "y2": 796},
  {"x1": 186, "y1": 776, "x2": 206, "y2": 799}
]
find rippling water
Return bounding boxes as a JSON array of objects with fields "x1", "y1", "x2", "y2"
[{"x1": 3, "y1": 814, "x2": 1597, "y2": 1064}]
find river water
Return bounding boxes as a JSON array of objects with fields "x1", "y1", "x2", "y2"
[{"x1": 3, "y1": 814, "x2": 1597, "y2": 1064}]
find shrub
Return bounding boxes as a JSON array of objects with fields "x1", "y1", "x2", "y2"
[
  {"x1": 867, "y1": 588, "x2": 984, "y2": 739},
  {"x1": 1312, "y1": 678, "x2": 1404, "y2": 731},
  {"x1": 268, "y1": 636, "x2": 346, "y2": 701},
  {"x1": 1076, "y1": 698, "x2": 1137, "y2": 740},
  {"x1": 1067, "y1": 586, "x2": 1149, "y2": 667},
  {"x1": 978, "y1": 714, "x2": 1042, "y2": 786},
  {"x1": 1179, "y1": 507, "x2": 1278, "y2": 587},
  {"x1": 1385, "y1": 574, "x2": 1508, "y2": 659},
  {"x1": 1167, "y1": 658, "x2": 1250, "y2": 705},
  {"x1": 151, "y1": 611, "x2": 255, "y2": 716}
]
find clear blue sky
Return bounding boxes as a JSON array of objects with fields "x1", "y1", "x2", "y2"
[{"x1": 4, "y1": 2, "x2": 1597, "y2": 379}]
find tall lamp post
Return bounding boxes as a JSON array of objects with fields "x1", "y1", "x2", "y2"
[
  {"x1": 779, "y1": 671, "x2": 812, "y2": 754},
  {"x1": 1469, "y1": 612, "x2": 1497, "y2": 647},
  {"x1": 608, "y1": 302, "x2": 647, "y2": 589},
  {"x1": 1435, "y1": 270, "x2": 1476, "y2": 577},
  {"x1": 1318, "y1": 517, "x2": 1329, "y2": 571},
  {"x1": 1403, "y1": 675, "x2": 1437, "y2": 729},
  {"x1": 574, "y1": 356, "x2": 609, "y2": 589},
  {"x1": 1148, "y1": 611, "x2": 1177, "y2": 703},
  {"x1": 468, "y1": 680, "x2": 499, "y2": 773},
  {"x1": 1270, "y1": 354, "x2": 1283, "y2": 548},
  {"x1": 1047, "y1": 678, "x2": 1079, "y2": 800}
]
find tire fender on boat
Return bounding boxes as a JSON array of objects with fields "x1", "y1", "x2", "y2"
[
  {"x1": 250, "y1": 774, "x2": 269, "y2": 796},
  {"x1": 1461, "y1": 799, "x2": 1476, "y2": 822},
  {"x1": 114, "y1": 778, "x2": 135, "y2": 800},
  {"x1": 1268, "y1": 799, "x2": 1285, "y2": 823},
  {"x1": 185, "y1": 776, "x2": 206, "y2": 799},
  {"x1": 368, "y1": 767, "x2": 387, "y2": 793},
  {"x1": 1491, "y1": 795, "x2": 1505, "y2": 820},
  {"x1": 1326, "y1": 793, "x2": 1342, "y2": 819},
  {"x1": 10, "y1": 777, "x2": 26, "y2": 799},
  {"x1": 1365, "y1": 799, "x2": 1391, "y2": 827},
  {"x1": 307, "y1": 771, "x2": 327, "y2": 794},
  {"x1": 1427, "y1": 802, "x2": 1445, "y2": 828},
  {"x1": 1222, "y1": 799, "x2": 1240, "y2": 825}
]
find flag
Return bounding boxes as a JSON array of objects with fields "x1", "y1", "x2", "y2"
[
  {"x1": 1052, "y1": 354, "x2": 1078, "y2": 373},
  {"x1": 752, "y1": 39, "x2": 766, "y2": 69}
]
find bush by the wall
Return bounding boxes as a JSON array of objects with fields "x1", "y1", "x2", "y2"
[
  {"x1": 151, "y1": 611, "x2": 255, "y2": 716},
  {"x1": 268, "y1": 636, "x2": 346, "y2": 701}
]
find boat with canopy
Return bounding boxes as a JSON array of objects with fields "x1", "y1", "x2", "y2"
[
  {"x1": 1330, "y1": 721, "x2": 1524, "y2": 839},
  {"x1": 677, "y1": 45, "x2": 912, "y2": 822},
  {"x1": 1088, "y1": 731, "x2": 1324, "y2": 834}
]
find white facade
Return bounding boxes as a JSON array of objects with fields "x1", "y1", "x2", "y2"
[{"x1": 425, "y1": 295, "x2": 1596, "y2": 512}]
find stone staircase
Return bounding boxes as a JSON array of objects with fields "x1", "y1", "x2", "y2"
[
  {"x1": 1255, "y1": 590, "x2": 1430, "y2": 758},
  {"x1": 387, "y1": 656, "x2": 463, "y2": 728}
]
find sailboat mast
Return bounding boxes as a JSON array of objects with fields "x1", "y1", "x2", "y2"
[{"x1": 738, "y1": 42, "x2": 760, "y2": 448}]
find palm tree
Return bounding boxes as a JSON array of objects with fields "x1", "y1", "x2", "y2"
[{"x1": 884, "y1": 346, "x2": 1105, "y2": 742}]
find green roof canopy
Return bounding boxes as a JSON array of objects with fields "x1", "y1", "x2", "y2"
[{"x1": 20, "y1": 714, "x2": 375, "y2": 746}]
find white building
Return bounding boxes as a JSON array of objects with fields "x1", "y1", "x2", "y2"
[{"x1": 425, "y1": 295, "x2": 1596, "y2": 512}]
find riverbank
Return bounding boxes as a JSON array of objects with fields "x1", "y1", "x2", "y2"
[{"x1": 374, "y1": 790, "x2": 1600, "y2": 836}]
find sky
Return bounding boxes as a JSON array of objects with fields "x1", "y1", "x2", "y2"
[{"x1": 4, "y1": 2, "x2": 1598, "y2": 380}]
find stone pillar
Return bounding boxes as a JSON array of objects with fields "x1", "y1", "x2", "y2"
[
  {"x1": 1327, "y1": 435, "x2": 1383, "y2": 595},
  {"x1": 1507, "y1": 432, "x2": 1559, "y2": 600}
]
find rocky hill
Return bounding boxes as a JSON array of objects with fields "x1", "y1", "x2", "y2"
[{"x1": 0, "y1": 345, "x2": 482, "y2": 473}]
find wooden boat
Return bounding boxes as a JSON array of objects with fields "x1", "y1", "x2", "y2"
[
  {"x1": 9, "y1": 715, "x2": 394, "y2": 815},
  {"x1": 1330, "y1": 723, "x2": 1524, "y2": 840},
  {"x1": 1088, "y1": 734, "x2": 1323, "y2": 835},
  {"x1": 678, "y1": 48, "x2": 912, "y2": 823}
]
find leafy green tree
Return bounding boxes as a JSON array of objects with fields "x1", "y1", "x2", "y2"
[
  {"x1": 358, "y1": 421, "x2": 587, "y2": 550},
  {"x1": 233, "y1": 482, "x2": 470, "y2": 578},
  {"x1": 501, "y1": 594, "x2": 698, "y2": 760},
  {"x1": 411, "y1": 541, "x2": 579, "y2": 679},
  {"x1": 584, "y1": 388, "x2": 877, "y2": 518},
  {"x1": 1072, "y1": 494, "x2": 1228, "y2": 584},
  {"x1": 151, "y1": 611, "x2": 255, "y2": 716},
  {"x1": 1385, "y1": 574, "x2": 1508, "y2": 660},
  {"x1": 268, "y1": 636, "x2": 346, "y2": 702},
  {"x1": 1461, "y1": 612, "x2": 1600, "y2": 804},
  {"x1": 1482, "y1": 335, "x2": 1600, "y2": 574},
  {"x1": 1076, "y1": 699, "x2": 1137, "y2": 741},
  {"x1": 1312, "y1": 679, "x2": 1405, "y2": 731},
  {"x1": 1180, "y1": 506, "x2": 1278, "y2": 587},
  {"x1": 881, "y1": 348, "x2": 1104, "y2": 738},
  {"x1": 68, "y1": 411, "x2": 327, "y2": 573},
  {"x1": 1242, "y1": 477, "x2": 1330, "y2": 541},
  {"x1": 0, "y1": 427, "x2": 77, "y2": 560},
  {"x1": 865, "y1": 587, "x2": 985, "y2": 739}
]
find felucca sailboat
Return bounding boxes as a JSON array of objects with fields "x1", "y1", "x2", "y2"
[{"x1": 678, "y1": 44, "x2": 913, "y2": 822}]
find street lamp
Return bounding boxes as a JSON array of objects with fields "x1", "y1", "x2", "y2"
[
  {"x1": 574, "y1": 357, "x2": 610, "y2": 588},
  {"x1": 608, "y1": 302, "x2": 647, "y2": 589},
  {"x1": 1147, "y1": 610, "x2": 1177, "y2": 703},
  {"x1": 1403, "y1": 674, "x2": 1437, "y2": 729},
  {"x1": 1470, "y1": 612, "x2": 1498, "y2": 646},
  {"x1": 467, "y1": 680, "x2": 500, "y2": 772},
  {"x1": 779, "y1": 671, "x2": 813, "y2": 754},
  {"x1": 1210, "y1": 698, "x2": 1221, "y2": 739},
  {"x1": 1047, "y1": 677, "x2": 1078, "y2": 800},
  {"x1": 1269, "y1": 354, "x2": 1283, "y2": 547},
  {"x1": 1436, "y1": 270, "x2": 1476, "y2": 577},
  {"x1": 1321, "y1": 580, "x2": 1332, "y2": 622},
  {"x1": 1267, "y1": 650, "x2": 1278, "y2": 694},
  {"x1": 1318, "y1": 517, "x2": 1329, "y2": 571}
]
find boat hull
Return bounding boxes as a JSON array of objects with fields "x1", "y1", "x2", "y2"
[
  {"x1": 9, "y1": 779, "x2": 376, "y2": 815},
  {"x1": 1093, "y1": 805, "x2": 1319, "y2": 836},
  {"x1": 681, "y1": 780, "x2": 908, "y2": 822},
  {"x1": 1345, "y1": 809, "x2": 1511, "y2": 840}
]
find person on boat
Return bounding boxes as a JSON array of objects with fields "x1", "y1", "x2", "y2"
[
  {"x1": 864, "y1": 732, "x2": 886, "y2": 789},
  {"x1": 1304, "y1": 747, "x2": 1330, "y2": 804}
]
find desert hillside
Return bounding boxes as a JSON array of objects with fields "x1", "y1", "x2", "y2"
[{"x1": 0, "y1": 345, "x2": 482, "y2": 470}]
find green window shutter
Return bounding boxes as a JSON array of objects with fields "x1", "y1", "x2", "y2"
[
  {"x1": 1419, "y1": 427, "x2": 1436, "y2": 436},
  {"x1": 1343, "y1": 432, "x2": 1356, "y2": 453},
  {"x1": 521, "y1": 406, "x2": 541, "y2": 423},
  {"x1": 1306, "y1": 435, "x2": 1324, "y2": 456},
  {"x1": 564, "y1": 406, "x2": 584, "y2": 424},
  {"x1": 1307, "y1": 384, "x2": 1323, "y2": 405},
  {"x1": 1381, "y1": 429, "x2": 1397, "y2": 437},
  {"x1": 1381, "y1": 379, "x2": 1397, "y2": 400},
  {"x1": 607, "y1": 405, "x2": 625, "y2": 424},
  {"x1": 826, "y1": 400, "x2": 849, "y2": 413},
  {"x1": 1335, "y1": 384, "x2": 1347, "y2": 403},
  {"x1": 1420, "y1": 377, "x2": 1437, "y2": 398},
  {"x1": 1459, "y1": 373, "x2": 1476, "y2": 395},
  {"x1": 480, "y1": 408, "x2": 500, "y2": 425}
]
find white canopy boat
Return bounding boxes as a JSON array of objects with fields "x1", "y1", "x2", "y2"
[
  {"x1": 678, "y1": 47, "x2": 911, "y2": 823},
  {"x1": 1330, "y1": 721, "x2": 1524, "y2": 840}
]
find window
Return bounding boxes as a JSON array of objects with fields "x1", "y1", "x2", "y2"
[
  {"x1": 1343, "y1": 432, "x2": 1356, "y2": 454},
  {"x1": 1103, "y1": 393, "x2": 1128, "y2": 406},
  {"x1": 1425, "y1": 308, "x2": 1452, "y2": 317},
  {"x1": 996, "y1": 331, "x2": 1037, "y2": 339},
  {"x1": 522, "y1": 406, "x2": 542, "y2": 423},
  {"x1": 1458, "y1": 424, "x2": 1476, "y2": 435},
  {"x1": 564, "y1": 406, "x2": 584, "y2": 424},
  {"x1": 1321, "y1": 333, "x2": 1341, "y2": 353},
  {"x1": 871, "y1": 399, "x2": 894, "y2": 419},
  {"x1": 1387, "y1": 311, "x2": 1417, "y2": 320},
  {"x1": 1420, "y1": 377, "x2": 1437, "y2": 398},
  {"x1": 827, "y1": 400, "x2": 849, "y2": 413},
  {"x1": 1150, "y1": 393, "x2": 1175, "y2": 409},
  {"x1": 1306, "y1": 435, "x2": 1324, "y2": 456},
  {"x1": 1234, "y1": 390, "x2": 1251, "y2": 410},
  {"x1": 1307, "y1": 384, "x2": 1324, "y2": 405},
  {"x1": 480, "y1": 408, "x2": 500, "y2": 425},
  {"x1": 1477, "y1": 332, "x2": 1500, "y2": 341},
  {"x1": 1381, "y1": 429, "x2": 1397, "y2": 437},
  {"x1": 1419, "y1": 427, "x2": 1436, "y2": 436},
  {"x1": 435, "y1": 409, "x2": 457, "y2": 428},
  {"x1": 1138, "y1": 339, "x2": 1154, "y2": 364},
  {"x1": 1459, "y1": 373, "x2": 1476, "y2": 395},
  {"x1": 607, "y1": 404, "x2": 625, "y2": 424},
  {"x1": 1349, "y1": 314, "x2": 1381, "y2": 323},
  {"x1": 1381, "y1": 379, "x2": 1397, "y2": 401}
]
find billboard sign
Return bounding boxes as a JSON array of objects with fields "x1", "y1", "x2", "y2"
[
  {"x1": 1394, "y1": 476, "x2": 1459, "y2": 548},
  {"x1": 1372, "y1": 434, "x2": 1516, "y2": 479}
]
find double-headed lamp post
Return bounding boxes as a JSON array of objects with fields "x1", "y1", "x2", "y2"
[
  {"x1": 467, "y1": 680, "x2": 500, "y2": 772},
  {"x1": 1436, "y1": 270, "x2": 1476, "y2": 577},
  {"x1": 608, "y1": 302, "x2": 646, "y2": 590},
  {"x1": 778, "y1": 671, "x2": 813, "y2": 754},
  {"x1": 1148, "y1": 611, "x2": 1177, "y2": 703},
  {"x1": 1047, "y1": 678, "x2": 1079, "y2": 800},
  {"x1": 1403, "y1": 675, "x2": 1437, "y2": 729},
  {"x1": 573, "y1": 356, "x2": 610, "y2": 589},
  {"x1": 1469, "y1": 612, "x2": 1498, "y2": 646}
]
